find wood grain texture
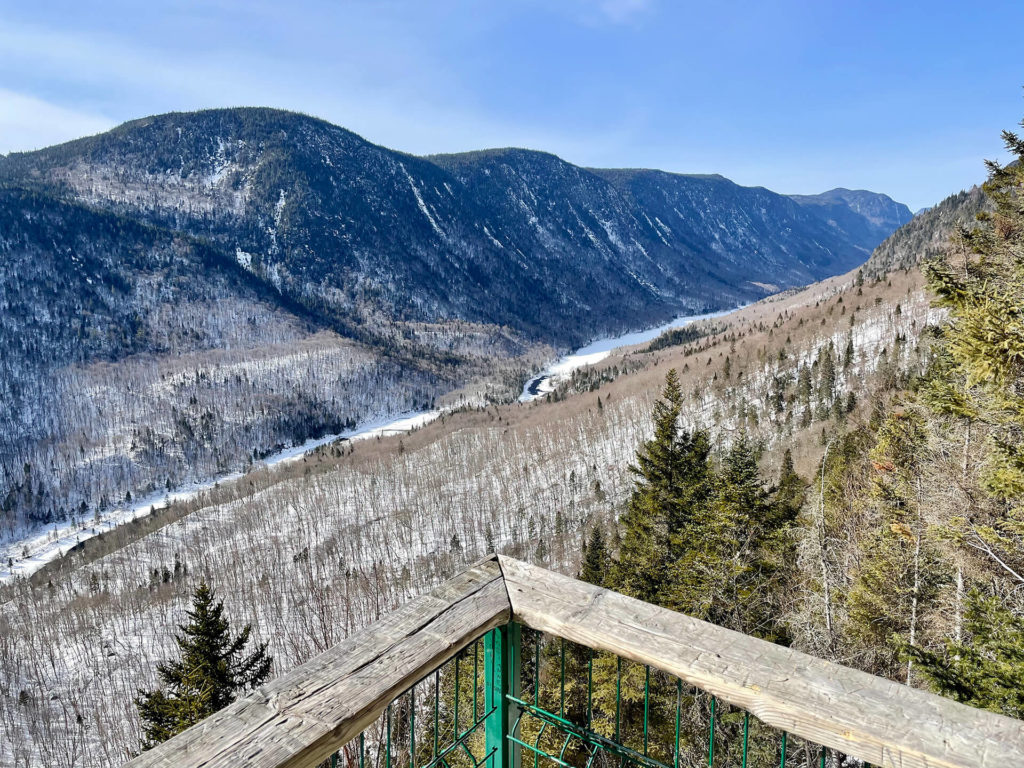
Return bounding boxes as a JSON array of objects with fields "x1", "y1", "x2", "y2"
[
  {"x1": 124, "y1": 557, "x2": 509, "y2": 768},
  {"x1": 498, "y1": 555, "x2": 1024, "y2": 768}
]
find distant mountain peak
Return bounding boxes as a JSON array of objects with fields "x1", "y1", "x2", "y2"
[{"x1": 787, "y1": 187, "x2": 913, "y2": 251}]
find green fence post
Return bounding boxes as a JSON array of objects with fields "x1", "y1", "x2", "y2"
[{"x1": 485, "y1": 623, "x2": 521, "y2": 768}]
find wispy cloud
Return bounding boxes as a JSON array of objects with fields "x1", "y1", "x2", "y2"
[
  {"x1": 0, "y1": 17, "x2": 640, "y2": 163},
  {"x1": 0, "y1": 89, "x2": 114, "y2": 154}
]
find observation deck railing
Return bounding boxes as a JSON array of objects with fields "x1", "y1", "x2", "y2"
[{"x1": 123, "y1": 555, "x2": 1024, "y2": 768}]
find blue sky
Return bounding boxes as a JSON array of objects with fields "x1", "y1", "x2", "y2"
[{"x1": 1, "y1": 0, "x2": 1021, "y2": 210}]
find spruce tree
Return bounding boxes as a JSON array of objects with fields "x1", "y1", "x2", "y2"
[
  {"x1": 774, "y1": 448, "x2": 805, "y2": 518},
  {"x1": 905, "y1": 592, "x2": 1024, "y2": 718},
  {"x1": 580, "y1": 525, "x2": 608, "y2": 587},
  {"x1": 135, "y1": 582, "x2": 273, "y2": 749},
  {"x1": 665, "y1": 435, "x2": 792, "y2": 640},
  {"x1": 798, "y1": 365, "x2": 813, "y2": 427},
  {"x1": 923, "y1": 127, "x2": 1024, "y2": 527},
  {"x1": 910, "y1": 122, "x2": 1024, "y2": 710},
  {"x1": 611, "y1": 369, "x2": 686, "y2": 602},
  {"x1": 817, "y1": 342, "x2": 836, "y2": 406}
]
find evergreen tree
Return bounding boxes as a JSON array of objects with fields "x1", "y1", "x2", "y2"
[
  {"x1": 905, "y1": 592, "x2": 1024, "y2": 718},
  {"x1": 135, "y1": 582, "x2": 273, "y2": 750},
  {"x1": 817, "y1": 342, "x2": 836, "y2": 406},
  {"x1": 665, "y1": 435, "x2": 792, "y2": 641},
  {"x1": 848, "y1": 411, "x2": 946, "y2": 680},
  {"x1": 798, "y1": 365, "x2": 813, "y2": 427},
  {"x1": 580, "y1": 525, "x2": 609, "y2": 587},
  {"x1": 774, "y1": 448, "x2": 805, "y2": 518},
  {"x1": 924, "y1": 127, "x2": 1024, "y2": 533},
  {"x1": 612, "y1": 369, "x2": 688, "y2": 602},
  {"x1": 911, "y1": 122, "x2": 1024, "y2": 706}
]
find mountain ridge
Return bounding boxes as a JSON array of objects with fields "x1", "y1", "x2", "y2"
[
  {"x1": 863, "y1": 185, "x2": 987, "y2": 278},
  {"x1": 787, "y1": 186, "x2": 913, "y2": 256},
  {"x1": 0, "y1": 105, "x2": 912, "y2": 538},
  {"x1": 1, "y1": 107, "x2": 909, "y2": 345}
]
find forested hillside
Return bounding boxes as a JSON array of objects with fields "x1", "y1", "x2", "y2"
[
  {"x1": 8, "y1": 108, "x2": 1022, "y2": 762},
  {"x1": 864, "y1": 185, "x2": 987, "y2": 277},
  {"x1": 0, "y1": 185, "x2": 544, "y2": 542},
  {"x1": 0, "y1": 248, "x2": 938, "y2": 765},
  {"x1": 0, "y1": 107, "x2": 910, "y2": 544}
]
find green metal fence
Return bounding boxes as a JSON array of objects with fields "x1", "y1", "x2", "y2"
[{"x1": 332, "y1": 625, "x2": 866, "y2": 768}]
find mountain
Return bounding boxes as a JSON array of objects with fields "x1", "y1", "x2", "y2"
[
  {"x1": 0, "y1": 106, "x2": 911, "y2": 536},
  {"x1": 863, "y1": 186, "x2": 987, "y2": 278},
  {"x1": 590, "y1": 169, "x2": 862, "y2": 286},
  {"x1": 2, "y1": 108, "x2": 906, "y2": 346},
  {"x1": 788, "y1": 187, "x2": 913, "y2": 255},
  {"x1": 0, "y1": 184, "x2": 460, "y2": 535},
  {"x1": 0, "y1": 186, "x2": 312, "y2": 372}
]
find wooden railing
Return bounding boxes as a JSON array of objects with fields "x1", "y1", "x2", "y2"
[{"x1": 124, "y1": 555, "x2": 1024, "y2": 768}]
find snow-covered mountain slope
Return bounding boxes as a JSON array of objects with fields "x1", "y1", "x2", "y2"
[
  {"x1": 787, "y1": 187, "x2": 913, "y2": 254},
  {"x1": 0, "y1": 262, "x2": 934, "y2": 767},
  {"x1": 3, "y1": 108, "x2": 906, "y2": 345},
  {"x1": 0, "y1": 106, "x2": 910, "y2": 547}
]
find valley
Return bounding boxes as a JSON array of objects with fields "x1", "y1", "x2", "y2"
[
  {"x1": 3, "y1": 109, "x2": 999, "y2": 768},
  {"x1": 0, "y1": 256, "x2": 932, "y2": 765},
  {"x1": 0, "y1": 108, "x2": 911, "y2": 556},
  {"x1": 0, "y1": 305, "x2": 724, "y2": 582},
  {"x1": 520, "y1": 307, "x2": 733, "y2": 401}
]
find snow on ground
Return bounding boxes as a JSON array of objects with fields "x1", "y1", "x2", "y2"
[
  {"x1": 520, "y1": 307, "x2": 736, "y2": 401},
  {"x1": 0, "y1": 409, "x2": 441, "y2": 584},
  {"x1": 1, "y1": 304, "x2": 734, "y2": 584}
]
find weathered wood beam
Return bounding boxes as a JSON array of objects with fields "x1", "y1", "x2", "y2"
[
  {"x1": 498, "y1": 555, "x2": 1024, "y2": 768},
  {"x1": 125, "y1": 556, "x2": 509, "y2": 768}
]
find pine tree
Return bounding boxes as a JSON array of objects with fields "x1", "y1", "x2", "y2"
[
  {"x1": 135, "y1": 582, "x2": 273, "y2": 750},
  {"x1": 580, "y1": 525, "x2": 608, "y2": 587},
  {"x1": 611, "y1": 369, "x2": 686, "y2": 602}
]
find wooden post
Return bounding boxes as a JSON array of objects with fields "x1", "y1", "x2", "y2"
[{"x1": 485, "y1": 623, "x2": 521, "y2": 768}]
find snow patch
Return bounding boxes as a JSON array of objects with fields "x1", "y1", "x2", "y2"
[
  {"x1": 483, "y1": 226, "x2": 504, "y2": 249},
  {"x1": 400, "y1": 164, "x2": 445, "y2": 238}
]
